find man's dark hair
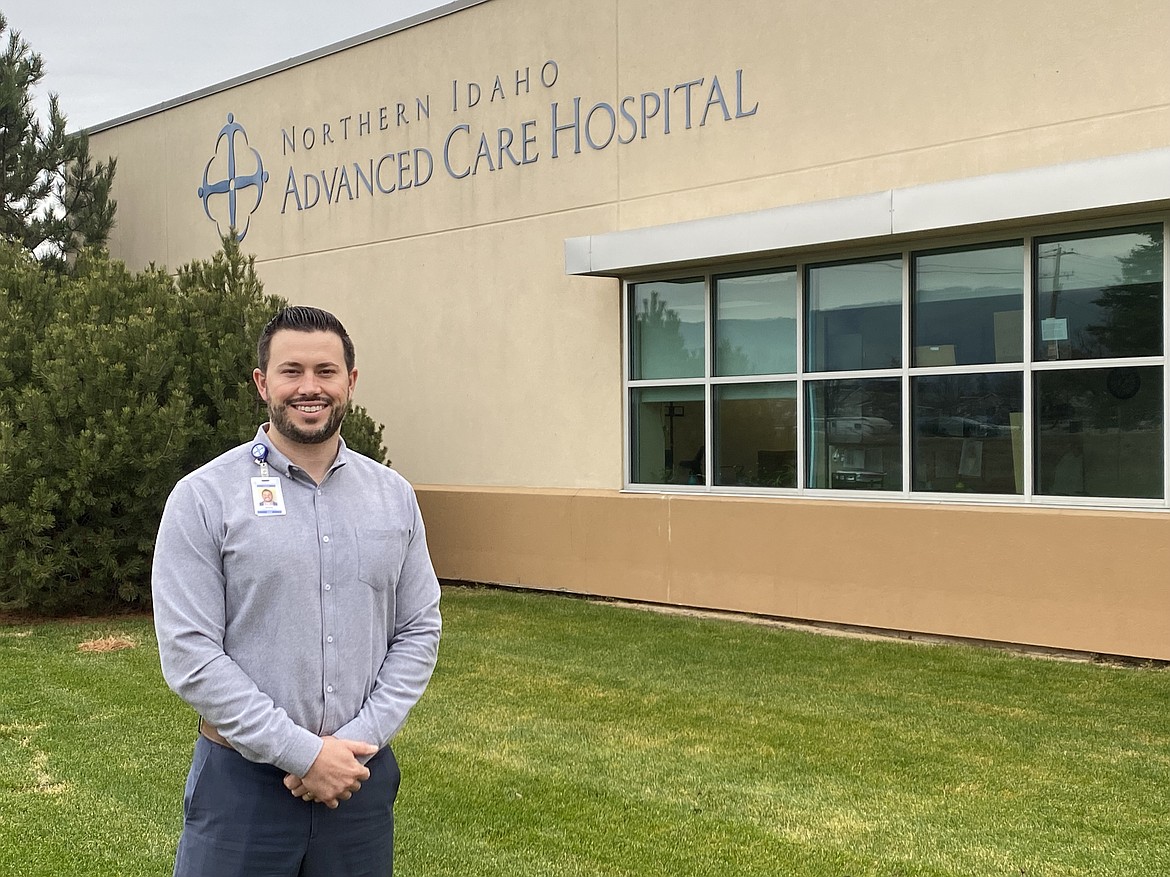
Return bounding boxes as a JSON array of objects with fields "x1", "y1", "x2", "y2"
[{"x1": 257, "y1": 306, "x2": 356, "y2": 372}]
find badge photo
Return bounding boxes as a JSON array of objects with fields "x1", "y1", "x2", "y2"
[{"x1": 251, "y1": 476, "x2": 287, "y2": 516}]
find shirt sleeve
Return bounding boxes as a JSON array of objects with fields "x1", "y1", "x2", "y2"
[
  {"x1": 151, "y1": 478, "x2": 325, "y2": 777},
  {"x1": 332, "y1": 490, "x2": 442, "y2": 749}
]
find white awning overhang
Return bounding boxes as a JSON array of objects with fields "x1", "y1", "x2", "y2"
[{"x1": 565, "y1": 147, "x2": 1170, "y2": 277}]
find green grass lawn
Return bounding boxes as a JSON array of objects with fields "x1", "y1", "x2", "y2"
[{"x1": 1, "y1": 586, "x2": 1167, "y2": 876}]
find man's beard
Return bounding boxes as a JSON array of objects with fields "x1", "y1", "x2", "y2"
[{"x1": 269, "y1": 395, "x2": 348, "y2": 445}]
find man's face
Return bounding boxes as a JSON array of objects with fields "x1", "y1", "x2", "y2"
[{"x1": 252, "y1": 329, "x2": 358, "y2": 446}]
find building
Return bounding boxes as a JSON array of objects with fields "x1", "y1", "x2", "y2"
[{"x1": 89, "y1": 0, "x2": 1170, "y2": 659}]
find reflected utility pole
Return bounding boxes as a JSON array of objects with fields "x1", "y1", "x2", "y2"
[{"x1": 1039, "y1": 245, "x2": 1077, "y2": 359}]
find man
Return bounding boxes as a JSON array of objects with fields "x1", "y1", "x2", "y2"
[{"x1": 152, "y1": 305, "x2": 442, "y2": 877}]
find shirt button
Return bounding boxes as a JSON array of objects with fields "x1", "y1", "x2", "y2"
[
  {"x1": 326, "y1": 685, "x2": 334, "y2": 693},
  {"x1": 324, "y1": 583, "x2": 332, "y2": 591},
  {"x1": 322, "y1": 536, "x2": 330, "y2": 543},
  {"x1": 326, "y1": 635, "x2": 334, "y2": 643},
  {"x1": 317, "y1": 489, "x2": 323, "y2": 495}
]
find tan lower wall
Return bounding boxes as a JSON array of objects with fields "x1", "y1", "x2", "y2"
[{"x1": 416, "y1": 486, "x2": 1170, "y2": 660}]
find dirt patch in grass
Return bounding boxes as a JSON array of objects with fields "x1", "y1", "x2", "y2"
[{"x1": 77, "y1": 634, "x2": 138, "y2": 653}]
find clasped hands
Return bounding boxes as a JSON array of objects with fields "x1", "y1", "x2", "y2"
[{"x1": 283, "y1": 735, "x2": 378, "y2": 809}]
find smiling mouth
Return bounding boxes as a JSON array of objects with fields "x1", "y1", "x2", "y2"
[{"x1": 291, "y1": 401, "x2": 328, "y2": 414}]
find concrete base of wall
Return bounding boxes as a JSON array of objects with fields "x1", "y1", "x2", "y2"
[{"x1": 416, "y1": 485, "x2": 1170, "y2": 660}]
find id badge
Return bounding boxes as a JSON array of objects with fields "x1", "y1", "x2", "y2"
[{"x1": 252, "y1": 476, "x2": 287, "y2": 516}]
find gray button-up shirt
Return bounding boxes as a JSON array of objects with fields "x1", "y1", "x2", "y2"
[{"x1": 151, "y1": 425, "x2": 442, "y2": 778}]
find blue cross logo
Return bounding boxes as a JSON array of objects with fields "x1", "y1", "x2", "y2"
[{"x1": 198, "y1": 113, "x2": 269, "y2": 242}]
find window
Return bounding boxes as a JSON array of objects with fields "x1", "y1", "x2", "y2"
[
  {"x1": 1034, "y1": 227, "x2": 1162, "y2": 361},
  {"x1": 1035, "y1": 366, "x2": 1162, "y2": 499},
  {"x1": 715, "y1": 269, "x2": 797, "y2": 376},
  {"x1": 807, "y1": 257, "x2": 902, "y2": 371},
  {"x1": 808, "y1": 377, "x2": 902, "y2": 490},
  {"x1": 1032, "y1": 226, "x2": 1164, "y2": 499},
  {"x1": 625, "y1": 219, "x2": 1166, "y2": 505},
  {"x1": 631, "y1": 386, "x2": 705, "y2": 485},
  {"x1": 913, "y1": 243, "x2": 1024, "y2": 366},
  {"x1": 630, "y1": 278, "x2": 705, "y2": 380},
  {"x1": 712, "y1": 269, "x2": 798, "y2": 488},
  {"x1": 629, "y1": 278, "x2": 705, "y2": 485},
  {"x1": 912, "y1": 372, "x2": 1023, "y2": 494},
  {"x1": 911, "y1": 242, "x2": 1026, "y2": 495},
  {"x1": 715, "y1": 382, "x2": 797, "y2": 488}
]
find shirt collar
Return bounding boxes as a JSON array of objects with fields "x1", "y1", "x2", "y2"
[{"x1": 251, "y1": 424, "x2": 349, "y2": 480}]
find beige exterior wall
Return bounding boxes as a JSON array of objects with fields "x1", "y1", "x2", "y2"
[{"x1": 90, "y1": 0, "x2": 1170, "y2": 657}]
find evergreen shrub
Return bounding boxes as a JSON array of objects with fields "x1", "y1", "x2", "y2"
[{"x1": 0, "y1": 237, "x2": 388, "y2": 614}]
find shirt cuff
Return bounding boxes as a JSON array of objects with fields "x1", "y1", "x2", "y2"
[
  {"x1": 332, "y1": 714, "x2": 382, "y2": 752},
  {"x1": 276, "y1": 731, "x2": 327, "y2": 778}
]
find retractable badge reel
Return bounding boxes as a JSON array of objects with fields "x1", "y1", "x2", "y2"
[{"x1": 250, "y1": 443, "x2": 286, "y2": 516}]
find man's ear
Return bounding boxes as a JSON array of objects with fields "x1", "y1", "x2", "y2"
[{"x1": 252, "y1": 367, "x2": 269, "y2": 402}]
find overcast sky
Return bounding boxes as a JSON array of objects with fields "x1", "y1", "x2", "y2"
[{"x1": 5, "y1": 0, "x2": 448, "y2": 131}]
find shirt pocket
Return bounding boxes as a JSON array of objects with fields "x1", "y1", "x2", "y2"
[{"x1": 356, "y1": 527, "x2": 407, "y2": 591}]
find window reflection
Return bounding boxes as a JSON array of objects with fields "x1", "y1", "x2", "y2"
[
  {"x1": 714, "y1": 383, "x2": 797, "y2": 487},
  {"x1": 631, "y1": 386, "x2": 706, "y2": 485},
  {"x1": 807, "y1": 257, "x2": 902, "y2": 372},
  {"x1": 912, "y1": 373, "x2": 1023, "y2": 494},
  {"x1": 630, "y1": 279, "x2": 705, "y2": 380},
  {"x1": 1035, "y1": 367, "x2": 1163, "y2": 498},
  {"x1": 1035, "y1": 226, "x2": 1163, "y2": 361},
  {"x1": 913, "y1": 243, "x2": 1024, "y2": 366},
  {"x1": 714, "y1": 269, "x2": 798, "y2": 376},
  {"x1": 807, "y1": 378, "x2": 902, "y2": 490}
]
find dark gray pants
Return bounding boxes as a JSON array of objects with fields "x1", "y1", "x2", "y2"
[{"x1": 174, "y1": 735, "x2": 400, "y2": 877}]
